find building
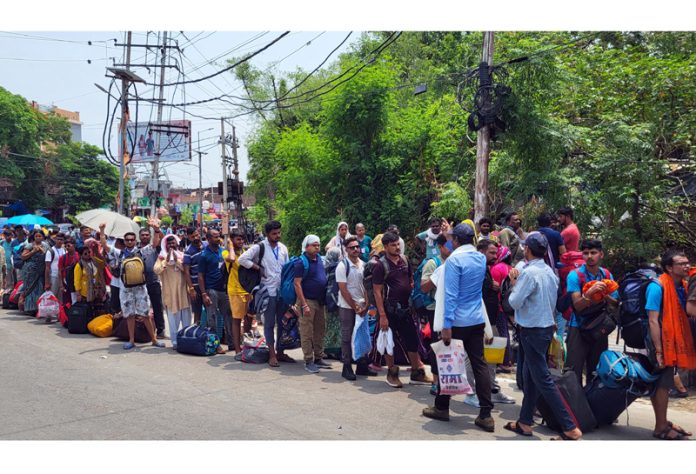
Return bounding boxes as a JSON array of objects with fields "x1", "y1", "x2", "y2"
[{"x1": 30, "y1": 101, "x2": 82, "y2": 142}]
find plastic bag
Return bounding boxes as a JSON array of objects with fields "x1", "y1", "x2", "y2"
[
  {"x1": 351, "y1": 315, "x2": 372, "y2": 360},
  {"x1": 36, "y1": 291, "x2": 60, "y2": 319},
  {"x1": 431, "y1": 339, "x2": 473, "y2": 396},
  {"x1": 241, "y1": 334, "x2": 269, "y2": 364},
  {"x1": 376, "y1": 328, "x2": 394, "y2": 356},
  {"x1": 547, "y1": 334, "x2": 565, "y2": 370}
]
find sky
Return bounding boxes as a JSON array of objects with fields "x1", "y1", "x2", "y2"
[{"x1": 0, "y1": 31, "x2": 359, "y2": 190}]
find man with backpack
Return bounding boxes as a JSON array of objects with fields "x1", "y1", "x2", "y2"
[
  {"x1": 198, "y1": 229, "x2": 232, "y2": 355},
  {"x1": 336, "y1": 236, "x2": 374, "y2": 380},
  {"x1": 421, "y1": 223, "x2": 494, "y2": 432},
  {"x1": 373, "y1": 232, "x2": 432, "y2": 388},
  {"x1": 238, "y1": 220, "x2": 293, "y2": 367},
  {"x1": 644, "y1": 250, "x2": 696, "y2": 440},
  {"x1": 565, "y1": 239, "x2": 619, "y2": 386},
  {"x1": 102, "y1": 228, "x2": 165, "y2": 351},
  {"x1": 293, "y1": 235, "x2": 329, "y2": 374}
]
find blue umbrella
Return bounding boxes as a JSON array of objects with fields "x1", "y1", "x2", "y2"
[{"x1": 7, "y1": 214, "x2": 54, "y2": 226}]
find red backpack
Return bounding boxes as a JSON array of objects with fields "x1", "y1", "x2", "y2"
[{"x1": 557, "y1": 251, "x2": 586, "y2": 321}]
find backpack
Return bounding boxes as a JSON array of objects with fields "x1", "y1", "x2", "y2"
[
  {"x1": 120, "y1": 250, "x2": 146, "y2": 288},
  {"x1": 500, "y1": 275, "x2": 514, "y2": 315},
  {"x1": 325, "y1": 258, "x2": 349, "y2": 313},
  {"x1": 363, "y1": 255, "x2": 390, "y2": 307},
  {"x1": 238, "y1": 243, "x2": 265, "y2": 293},
  {"x1": 556, "y1": 266, "x2": 608, "y2": 320},
  {"x1": 64, "y1": 261, "x2": 78, "y2": 294},
  {"x1": 279, "y1": 254, "x2": 310, "y2": 306},
  {"x1": 410, "y1": 256, "x2": 441, "y2": 310},
  {"x1": 596, "y1": 350, "x2": 659, "y2": 391},
  {"x1": 617, "y1": 269, "x2": 659, "y2": 349},
  {"x1": 12, "y1": 243, "x2": 25, "y2": 270}
]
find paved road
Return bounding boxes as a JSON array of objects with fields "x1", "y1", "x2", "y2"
[{"x1": 1, "y1": 307, "x2": 694, "y2": 440}]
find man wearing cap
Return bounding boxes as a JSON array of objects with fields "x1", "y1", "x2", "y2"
[
  {"x1": 422, "y1": 223, "x2": 495, "y2": 433},
  {"x1": 503, "y1": 232, "x2": 582, "y2": 440}
]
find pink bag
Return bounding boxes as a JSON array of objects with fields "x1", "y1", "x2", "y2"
[
  {"x1": 37, "y1": 291, "x2": 60, "y2": 319},
  {"x1": 431, "y1": 339, "x2": 474, "y2": 396}
]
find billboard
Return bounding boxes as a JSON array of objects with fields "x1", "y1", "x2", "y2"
[{"x1": 121, "y1": 120, "x2": 192, "y2": 163}]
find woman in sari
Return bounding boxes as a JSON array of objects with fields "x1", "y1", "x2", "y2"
[{"x1": 19, "y1": 230, "x2": 51, "y2": 315}]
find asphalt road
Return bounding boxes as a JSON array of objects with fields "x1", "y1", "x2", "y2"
[{"x1": 1, "y1": 307, "x2": 694, "y2": 440}]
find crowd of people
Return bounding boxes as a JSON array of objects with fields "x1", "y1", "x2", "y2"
[{"x1": 1, "y1": 207, "x2": 695, "y2": 441}]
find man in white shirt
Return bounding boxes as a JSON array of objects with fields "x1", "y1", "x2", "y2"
[
  {"x1": 238, "y1": 220, "x2": 293, "y2": 367},
  {"x1": 44, "y1": 233, "x2": 66, "y2": 306}
]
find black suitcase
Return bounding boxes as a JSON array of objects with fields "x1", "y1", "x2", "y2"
[
  {"x1": 2, "y1": 292, "x2": 17, "y2": 310},
  {"x1": 537, "y1": 369, "x2": 597, "y2": 433},
  {"x1": 67, "y1": 302, "x2": 92, "y2": 334},
  {"x1": 584, "y1": 377, "x2": 640, "y2": 425}
]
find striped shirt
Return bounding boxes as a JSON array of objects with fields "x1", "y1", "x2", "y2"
[{"x1": 183, "y1": 242, "x2": 206, "y2": 286}]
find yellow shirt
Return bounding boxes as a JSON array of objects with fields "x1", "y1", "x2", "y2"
[{"x1": 222, "y1": 249, "x2": 248, "y2": 296}]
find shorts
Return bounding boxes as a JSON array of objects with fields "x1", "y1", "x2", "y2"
[
  {"x1": 657, "y1": 366, "x2": 676, "y2": 389},
  {"x1": 120, "y1": 284, "x2": 151, "y2": 318},
  {"x1": 229, "y1": 293, "x2": 251, "y2": 320}
]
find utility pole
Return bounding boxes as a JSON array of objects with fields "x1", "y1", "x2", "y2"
[
  {"x1": 220, "y1": 118, "x2": 229, "y2": 236},
  {"x1": 118, "y1": 31, "x2": 132, "y2": 215},
  {"x1": 473, "y1": 31, "x2": 494, "y2": 224},
  {"x1": 151, "y1": 31, "x2": 168, "y2": 219},
  {"x1": 231, "y1": 125, "x2": 241, "y2": 222},
  {"x1": 196, "y1": 130, "x2": 209, "y2": 233}
]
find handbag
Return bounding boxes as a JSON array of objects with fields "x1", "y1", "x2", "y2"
[{"x1": 577, "y1": 302, "x2": 617, "y2": 342}]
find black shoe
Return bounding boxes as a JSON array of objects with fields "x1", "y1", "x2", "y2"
[
  {"x1": 342, "y1": 364, "x2": 357, "y2": 381},
  {"x1": 356, "y1": 359, "x2": 377, "y2": 376},
  {"x1": 156, "y1": 330, "x2": 165, "y2": 339}
]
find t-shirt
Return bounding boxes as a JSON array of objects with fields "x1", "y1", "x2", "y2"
[
  {"x1": 45, "y1": 246, "x2": 66, "y2": 278},
  {"x1": 416, "y1": 231, "x2": 442, "y2": 259},
  {"x1": 420, "y1": 257, "x2": 440, "y2": 310},
  {"x1": 335, "y1": 258, "x2": 365, "y2": 309},
  {"x1": 183, "y1": 242, "x2": 206, "y2": 286},
  {"x1": 372, "y1": 255, "x2": 411, "y2": 306},
  {"x1": 645, "y1": 281, "x2": 687, "y2": 313},
  {"x1": 294, "y1": 254, "x2": 327, "y2": 301},
  {"x1": 198, "y1": 245, "x2": 226, "y2": 292},
  {"x1": 357, "y1": 236, "x2": 373, "y2": 263},
  {"x1": 222, "y1": 248, "x2": 248, "y2": 296},
  {"x1": 566, "y1": 264, "x2": 618, "y2": 328},
  {"x1": 538, "y1": 227, "x2": 565, "y2": 264},
  {"x1": 139, "y1": 243, "x2": 160, "y2": 284},
  {"x1": 561, "y1": 223, "x2": 580, "y2": 252}
]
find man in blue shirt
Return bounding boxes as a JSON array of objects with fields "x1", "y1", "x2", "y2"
[
  {"x1": 421, "y1": 223, "x2": 494, "y2": 433},
  {"x1": 565, "y1": 239, "x2": 618, "y2": 386},
  {"x1": 505, "y1": 232, "x2": 582, "y2": 440},
  {"x1": 198, "y1": 229, "x2": 231, "y2": 355},
  {"x1": 536, "y1": 213, "x2": 566, "y2": 265},
  {"x1": 294, "y1": 235, "x2": 329, "y2": 374},
  {"x1": 183, "y1": 227, "x2": 206, "y2": 323}
]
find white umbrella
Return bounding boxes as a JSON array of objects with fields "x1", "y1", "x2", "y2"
[{"x1": 76, "y1": 209, "x2": 142, "y2": 239}]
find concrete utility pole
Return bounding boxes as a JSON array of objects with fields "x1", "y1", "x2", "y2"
[
  {"x1": 473, "y1": 31, "x2": 495, "y2": 225},
  {"x1": 118, "y1": 31, "x2": 132, "y2": 215},
  {"x1": 220, "y1": 118, "x2": 229, "y2": 235},
  {"x1": 151, "y1": 31, "x2": 168, "y2": 219},
  {"x1": 231, "y1": 125, "x2": 241, "y2": 222},
  {"x1": 196, "y1": 130, "x2": 209, "y2": 233}
]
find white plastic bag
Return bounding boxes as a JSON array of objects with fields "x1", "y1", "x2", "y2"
[
  {"x1": 376, "y1": 328, "x2": 394, "y2": 356},
  {"x1": 36, "y1": 290, "x2": 60, "y2": 319},
  {"x1": 431, "y1": 339, "x2": 473, "y2": 396},
  {"x1": 351, "y1": 315, "x2": 372, "y2": 360}
]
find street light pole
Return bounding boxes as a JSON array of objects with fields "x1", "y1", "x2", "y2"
[{"x1": 196, "y1": 128, "x2": 213, "y2": 233}]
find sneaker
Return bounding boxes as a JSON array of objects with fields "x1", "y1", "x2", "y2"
[
  {"x1": 152, "y1": 340, "x2": 165, "y2": 348},
  {"x1": 492, "y1": 391, "x2": 516, "y2": 404},
  {"x1": 314, "y1": 358, "x2": 332, "y2": 369},
  {"x1": 409, "y1": 368, "x2": 433, "y2": 385},
  {"x1": 463, "y1": 394, "x2": 480, "y2": 408},
  {"x1": 422, "y1": 406, "x2": 450, "y2": 421},
  {"x1": 342, "y1": 364, "x2": 357, "y2": 381},
  {"x1": 386, "y1": 366, "x2": 403, "y2": 388},
  {"x1": 156, "y1": 330, "x2": 165, "y2": 339},
  {"x1": 429, "y1": 383, "x2": 438, "y2": 396},
  {"x1": 305, "y1": 362, "x2": 320, "y2": 374},
  {"x1": 356, "y1": 361, "x2": 378, "y2": 376}
]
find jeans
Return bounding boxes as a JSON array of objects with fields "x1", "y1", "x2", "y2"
[
  {"x1": 167, "y1": 307, "x2": 192, "y2": 347},
  {"x1": 433, "y1": 323, "x2": 493, "y2": 415},
  {"x1": 263, "y1": 295, "x2": 286, "y2": 352},
  {"x1": 204, "y1": 289, "x2": 232, "y2": 345},
  {"x1": 190, "y1": 285, "x2": 203, "y2": 324},
  {"x1": 565, "y1": 326, "x2": 608, "y2": 387},
  {"x1": 299, "y1": 299, "x2": 326, "y2": 363},
  {"x1": 338, "y1": 307, "x2": 357, "y2": 364},
  {"x1": 518, "y1": 326, "x2": 576, "y2": 432},
  {"x1": 146, "y1": 282, "x2": 165, "y2": 332}
]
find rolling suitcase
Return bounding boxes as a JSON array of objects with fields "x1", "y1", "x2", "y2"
[
  {"x1": 67, "y1": 302, "x2": 92, "y2": 334},
  {"x1": 584, "y1": 377, "x2": 640, "y2": 425},
  {"x1": 537, "y1": 369, "x2": 596, "y2": 433}
]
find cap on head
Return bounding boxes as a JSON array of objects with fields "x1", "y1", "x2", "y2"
[
  {"x1": 448, "y1": 223, "x2": 475, "y2": 241},
  {"x1": 522, "y1": 231, "x2": 548, "y2": 256}
]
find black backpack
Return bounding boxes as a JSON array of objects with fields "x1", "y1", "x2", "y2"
[
  {"x1": 617, "y1": 269, "x2": 659, "y2": 349},
  {"x1": 238, "y1": 243, "x2": 265, "y2": 293},
  {"x1": 500, "y1": 276, "x2": 514, "y2": 316}
]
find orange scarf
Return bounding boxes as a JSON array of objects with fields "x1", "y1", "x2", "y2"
[{"x1": 659, "y1": 273, "x2": 696, "y2": 369}]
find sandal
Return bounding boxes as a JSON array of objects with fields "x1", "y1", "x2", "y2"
[
  {"x1": 551, "y1": 432, "x2": 582, "y2": 441},
  {"x1": 653, "y1": 425, "x2": 687, "y2": 440},
  {"x1": 667, "y1": 421, "x2": 692, "y2": 437},
  {"x1": 277, "y1": 353, "x2": 296, "y2": 363},
  {"x1": 504, "y1": 421, "x2": 532, "y2": 437},
  {"x1": 669, "y1": 389, "x2": 689, "y2": 399},
  {"x1": 123, "y1": 342, "x2": 135, "y2": 350},
  {"x1": 268, "y1": 359, "x2": 280, "y2": 367}
]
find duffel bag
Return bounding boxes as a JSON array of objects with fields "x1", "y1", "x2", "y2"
[
  {"x1": 88, "y1": 314, "x2": 114, "y2": 338},
  {"x1": 112, "y1": 314, "x2": 155, "y2": 343},
  {"x1": 176, "y1": 324, "x2": 219, "y2": 356},
  {"x1": 67, "y1": 302, "x2": 93, "y2": 334},
  {"x1": 537, "y1": 369, "x2": 596, "y2": 433},
  {"x1": 584, "y1": 377, "x2": 640, "y2": 426},
  {"x1": 596, "y1": 350, "x2": 659, "y2": 390}
]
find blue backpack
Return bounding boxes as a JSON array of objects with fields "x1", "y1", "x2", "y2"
[
  {"x1": 279, "y1": 254, "x2": 310, "y2": 306},
  {"x1": 410, "y1": 256, "x2": 441, "y2": 309},
  {"x1": 596, "y1": 350, "x2": 659, "y2": 391}
]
